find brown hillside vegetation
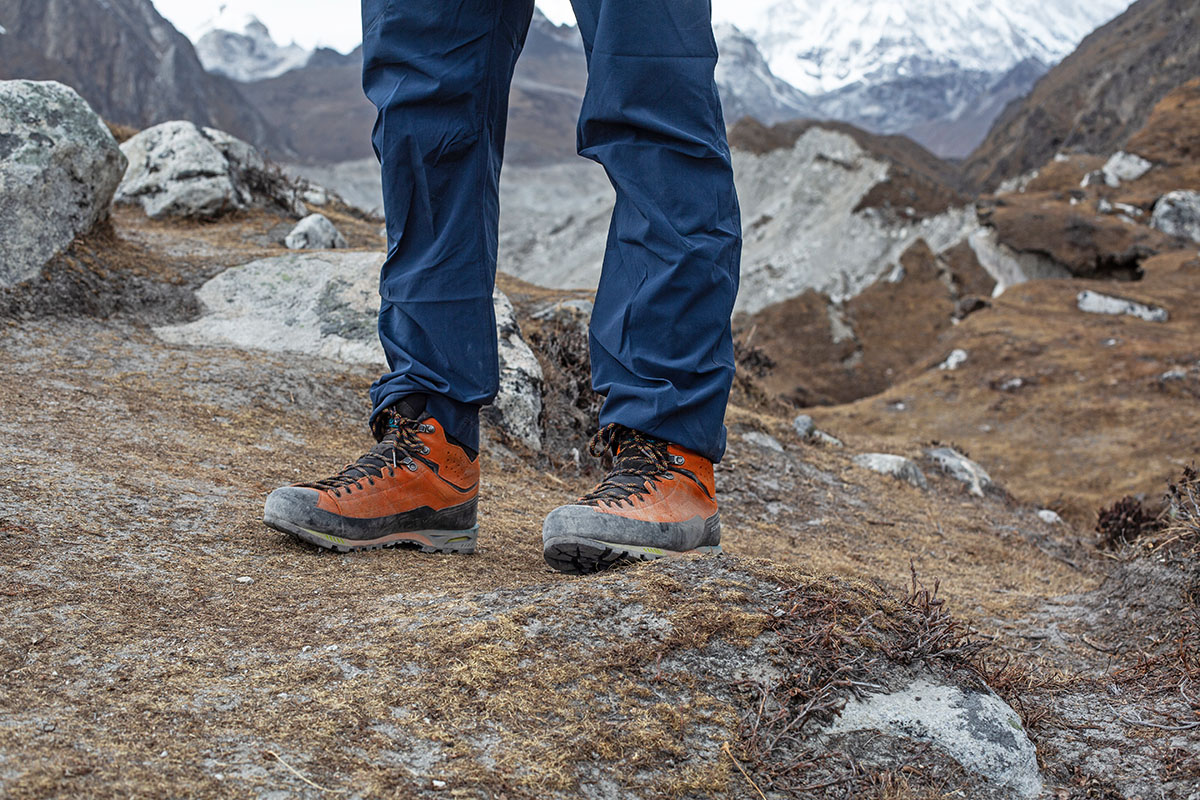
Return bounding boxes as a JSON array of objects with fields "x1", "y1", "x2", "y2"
[
  {"x1": 813, "y1": 250, "x2": 1200, "y2": 523},
  {"x1": 963, "y1": 0, "x2": 1200, "y2": 190}
]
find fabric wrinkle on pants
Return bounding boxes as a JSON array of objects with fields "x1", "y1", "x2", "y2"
[{"x1": 362, "y1": 0, "x2": 741, "y2": 462}]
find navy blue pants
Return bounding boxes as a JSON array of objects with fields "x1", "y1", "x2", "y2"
[{"x1": 362, "y1": 0, "x2": 741, "y2": 462}]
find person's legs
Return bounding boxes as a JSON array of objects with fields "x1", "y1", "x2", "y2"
[
  {"x1": 543, "y1": 0, "x2": 741, "y2": 574},
  {"x1": 570, "y1": 0, "x2": 741, "y2": 464},
  {"x1": 263, "y1": 0, "x2": 535, "y2": 554},
  {"x1": 363, "y1": 0, "x2": 535, "y2": 453}
]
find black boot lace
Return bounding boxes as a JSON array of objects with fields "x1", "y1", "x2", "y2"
[
  {"x1": 300, "y1": 411, "x2": 434, "y2": 497},
  {"x1": 578, "y1": 424, "x2": 686, "y2": 506}
]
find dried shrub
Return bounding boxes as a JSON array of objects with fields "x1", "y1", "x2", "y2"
[
  {"x1": 1096, "y1": 496, "x2": 1161, "y2": 550},
  {"x1": 734, "y1": 566, "x2": 988, "y2": 797},
  {"x1": 734, "y1": 338, "x2": 776, "y2": 378},
  {"x1": 524, "y1": 316, "x2": 604, "y2": 463},
  {"x1": 242, "y1": 161, "x2": 307, "y2": 217},
  {"x1": 1165, "y1": 465, "x2": 1200, "y2": 547}
]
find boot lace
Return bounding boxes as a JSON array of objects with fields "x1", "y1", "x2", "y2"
[
  {"x1": 578, "y1": 424, "x2": 684, "y2": 506},
  {"x1": 300, "y1": 411, "x2": 433, "y2": 496}
]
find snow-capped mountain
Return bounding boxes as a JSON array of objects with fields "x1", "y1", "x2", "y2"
[
  {"x1": 731, "y1": 0, "x2": 1132, "y2": 96},
  {"x1": 713, "y1": 0, "x2": 1132, "y2": 157},
  {"x1": 194, "y1": 11, "x2": 310, "y2": 83},
  {"x1": 714, "y1": 24, "x2": 816, "y2": 125}
]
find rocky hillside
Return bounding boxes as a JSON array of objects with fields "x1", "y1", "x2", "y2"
[
  {"x1": 0, "y1": 0, "x2": 287, "y2": 155},
  {"x1": 4, "y1": 80, "x2": 1200, "y2": 798},
  {"x1": 745, "y1": 78, "x2": 1200, "y2": 518},
  {"x1": 499, "y1": 117, "x2": 975, "y2": 315},
  {"x1": 964, "y1": 0, "x2": 1200, "y2": 190}
]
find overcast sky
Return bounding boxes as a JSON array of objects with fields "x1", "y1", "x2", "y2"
[{"x1": 153, "y1": 0, "x2": 775, "y2": 53}]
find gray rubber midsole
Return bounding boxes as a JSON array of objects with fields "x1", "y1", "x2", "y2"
[
  {"x1": 541, "y1": 504, "x2": 720, "y2": 552},
  {"x1": 265, "y1": 512, "x2": 477, "y2": 552}
]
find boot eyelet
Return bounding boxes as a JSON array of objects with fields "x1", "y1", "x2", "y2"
[
  {"x1": 663, "y1": 473, "x2": 675, "y2": 480},
  {"x1": 421, "y1": 446, "x2": 430, "y2": 454}
]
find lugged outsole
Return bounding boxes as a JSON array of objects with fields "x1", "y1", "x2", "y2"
[
  {"x1": 264, "y1": 515, "x2": 478, "y2": 555},
  {"x1": 542, "y1": 534, "x2": 721, "y2": 576}
]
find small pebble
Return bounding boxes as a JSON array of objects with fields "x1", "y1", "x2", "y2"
[
  {"x1": 432, "y1": 779, "x2": 448, "y2": 790},
  {"x1": 236, "y1": 576, "x2": 254, "y2": 584}
]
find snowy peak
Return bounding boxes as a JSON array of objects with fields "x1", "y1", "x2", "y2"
[
  {"x1": 195, "y1": 12, "x2": 311, "y2": 83},
  {"x1": 714, "y1": 23, "x2": 816, "y2": 125},
  {"x1": 736, "y1": 0, "x2": 1132, "y2": 95}
]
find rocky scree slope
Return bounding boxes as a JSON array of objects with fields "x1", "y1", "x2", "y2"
[{"x1": 500, "y1": 117, "x2": 977, "y2": 316}]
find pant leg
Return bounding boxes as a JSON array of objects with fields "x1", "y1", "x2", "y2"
[
  {"x1": 568, "y1": 0, "x2": 742, "y2": 463},
  {"x1": 361, "y1": 0, "x2": 535, "y2": 449}
]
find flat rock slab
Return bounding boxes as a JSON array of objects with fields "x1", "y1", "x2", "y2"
[{"x1": 154, "y1": 252, "x2": 543, "y2": 448}]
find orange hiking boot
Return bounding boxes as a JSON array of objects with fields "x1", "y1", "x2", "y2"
[
  {"x1": 263, "y1": 407, "x2": 479, "y2": 553},
  {"x1": 542, "y1": 424, "x2": 722, "y2": 574}
]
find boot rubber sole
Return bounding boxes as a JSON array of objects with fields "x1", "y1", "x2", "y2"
[
  {"x1": 265, "y1": 514, "x2": 478, "y2": 555},
  {"x1": 542, "y1": 534, "x2": 721, "y2": 576}
]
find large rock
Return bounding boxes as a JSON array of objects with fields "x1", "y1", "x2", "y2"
[
  {"x1": 115, "y1": 121, "x2": 306, "y2": 220},
  {"x1": 853, "y1": 453, "x2": 928, "y2": 489},
  {"x1": 0, "y1": 80, "x2": 126, "y2": 288},
  {"x1": 153, "y1": 252, "x2": 543, "y2": 449},
  {"x1": 285, "y1": 213, "x2": 347, "y2": 250},
  {"x1": 822, "y1": 677, "x2": 1042, "y2": 799},
  {"x1": 927, "y1": 447, "x2": 995, "y2": 497},
  {"x1": 1151, "y1": 190, "x2": 1200, "y2": 243},
  {"x1": 484, "y1": 292, "x2": 545, "y2": 451}
]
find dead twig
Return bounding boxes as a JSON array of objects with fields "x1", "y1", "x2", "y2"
[
  {"x1": 265, "y1": 750, "x2": 347, "y2": 794},
  {"x1": 722, "y1": 741, "x2": 767, "y2": 800}
]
